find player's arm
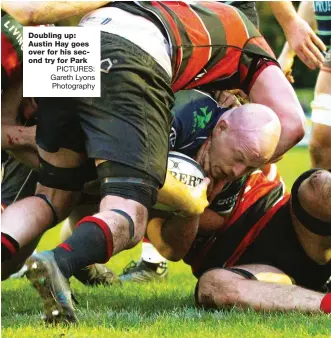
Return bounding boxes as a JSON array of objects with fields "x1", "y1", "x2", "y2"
[
  {"x1": 151, "y1": 174, "x2": 209, "y2": 261},
  {"x1": 249, "y1": 65, "x2": 306, "y2": 161},
  {"x1": 278, "y1": 2, "x2": 319, "y2": 82},
  {"x1": 1, "y1": 1, "x2": 110, "y2": 25},
  {"x1": 147, "y1": 210, "x2": 200, "y2": 261},
  {"x1": 148, "y1": 201, "x2": 225, "y2": 261},
  {"x1": 5, "y1": 148, "x2": 39, "y2": 169},
  {"x1": 157, "y1": 172, "x2": 209, "y2": 216},
  {"x1": 1, "y1": 125, "x2": 36, "y2": 152},
  {"x1": 270, "y1": 1, "x2": 325, "y2": 70}
]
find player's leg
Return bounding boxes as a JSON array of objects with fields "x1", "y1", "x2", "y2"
[
  {"x1": 119, "y1": 88, "x2": 225, "y2": 283},
  {"x1": 195, "y1": 264, "x2": 329, "y2": 313},
  {"x1": 2, "y1": 236, "x2": 40, "y2": 280},
  {"x1": 1, "y1": 148, "x2": 83, "y2": 263},
  {"x1": 60, "y1": 200, "x2": 120, "y2": 286},
  {"x1": 2, "y1": 98, "x2": 86, "y2": 264},
  {"x1": 25, "y1": 32, "x2": 174, "y2": 324},
  {"x1": 309, "y1": 48, "x2": 331, "y2": 169},
  {"x1": 1, "y1": 157, "x2": 39, "y2": 279},
  {"x1": 48, "y1": 30, "x2": 174, "y2": 275}
]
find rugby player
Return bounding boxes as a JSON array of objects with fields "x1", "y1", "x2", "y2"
[
  {"x1": 2, "y1": 1, "x2": 304, "y2": 264},
  {"x1": 23, "y1": 97, "x2": 281, "y2": 323},
  {"x1": 120, "y1": 90, "x2": 242, "y2": 283},
  {"x1": 2, "y1": 2, "x2": 302, "y2": 323},
  {"x1": 1, "y1": 158, "x2": 119, "y2": 285},
  {"x1": 1, "y1": 9, "x2": 118, "y2": 284},
  {"x1": 3, "y1": 1, "x2": 325, "y2": 70},
  {"x1": 278, "y1": 1, "x2": 331, "y2": 170},
  {"x1": 148, "y1": 166, "x2": 331, "y2": 313}
]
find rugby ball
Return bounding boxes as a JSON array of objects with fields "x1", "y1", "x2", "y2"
[{"x1": 153, "y1": 151, "x2": 206, "y2": 211}]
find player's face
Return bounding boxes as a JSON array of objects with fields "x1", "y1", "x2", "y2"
[
  {"x1": 208, "y1": 129, "x2": 265, "y2": 181},
  {"x1": 298, "y1": 170, "x2": 331, "y2": 222}
]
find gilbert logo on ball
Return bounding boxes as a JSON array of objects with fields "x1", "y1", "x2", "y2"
[
  {"x1": 153, "y1": 151, "x2": 206, "y2": 211},
  {"x1": 167, "y1": 152, "x2": 205, "y2": 187}
]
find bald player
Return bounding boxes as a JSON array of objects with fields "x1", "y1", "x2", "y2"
[{"x1": 24, "y1": 101, "x2": 281, "y2": 324}]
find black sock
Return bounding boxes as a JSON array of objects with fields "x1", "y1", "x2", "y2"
[
  {"x1": 1, "y1": 233, "x2": 19, "y2": 262},
  {"x1": 53, "y1": 221, "x2": 112, "y2": 279}
]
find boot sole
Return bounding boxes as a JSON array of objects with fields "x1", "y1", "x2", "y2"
[{"x1": 25, "y1": 256, "x2": 77, "y2": 324}]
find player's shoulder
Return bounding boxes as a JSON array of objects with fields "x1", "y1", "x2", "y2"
[
  {"x1": 171, "y1": 89, "x2": 225, "y2": 148},
  {"x1": 173, "y1": 90, "x2": 219, "y2": 117}
]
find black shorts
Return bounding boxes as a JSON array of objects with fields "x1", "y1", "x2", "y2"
[
  {"x1": 192, "y1": 204, "x2": 330, "y2": 292},
  {"x1": 1, "y1": 157, "x2": 38, "y2": 205},
  {"x1": 235, "y1": 205, "x2": 331, "y2": 292},
  {"x1": 36, "y1": 97, "x2": 86, "y2": 154},
  {"x1": 36, "y1": 98, "x2": 97, "y2": 187},
  {"x1": 71, "y1": 32, "x2": 174, "y2": 186}
]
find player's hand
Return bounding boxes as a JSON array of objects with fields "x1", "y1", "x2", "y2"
[
  {"x1": 185, "y1": 177, "x2": 210, "y2": 216},
  {"x1": 278, "y1": 53, "x2": 295, "y2": 84},
  {"x1": 195, "y1": 138, "x2": 215, "y2": 196},
  {"x1": 195, "y1": 138, "x2": 211, "y2": 175},
  {"x1": 284, "y1": 16, "x2": 326, "y2": 70},
  {"x1": 214, "y1": 90, "x2": 241, "y2": 108}
]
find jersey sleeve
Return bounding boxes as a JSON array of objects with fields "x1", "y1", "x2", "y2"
[
  {"x1": 170, "y1": 89, "x2": 228, "y2": 157},
  {"x1": 170, "y1": 90, "x2": 208, "y2": 150},
  {"x1": 240, "y1": 35, "x2": 280, "y2": 94}
]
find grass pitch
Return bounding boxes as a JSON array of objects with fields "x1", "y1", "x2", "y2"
[{"x1": 2, "y1": 147, "x2": 331, "y2": 337}]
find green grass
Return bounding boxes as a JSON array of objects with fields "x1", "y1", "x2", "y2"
[{"x1": 2, "y1": 147, "x2": 331, "y2": 338}]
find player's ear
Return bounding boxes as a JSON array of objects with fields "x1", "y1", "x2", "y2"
[{"x1": 217, "y1": 118, "x2": 229, "y2": 132}]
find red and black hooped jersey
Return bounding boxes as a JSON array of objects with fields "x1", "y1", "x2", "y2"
[
  {"x1": 184, "y1": 166, "x2": 288, "y2": 277},
  {"x1": 111, "y1": 1, "x2": 277, "y2": 92},
  {"x1": 185, "y1": 166, "x2": 331, "y2": 290}
]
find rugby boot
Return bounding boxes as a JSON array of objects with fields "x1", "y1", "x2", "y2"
[
  {"x1": 9, "y1": 250, "x2": 37, "y2": 279},
  {"x1": 73, "y1": 264, "x2": 121, "y2": 286},
  {"x1": 119, "y1": 259, "x2": 168, "y2": 283},
  {"x1": 25, "y1": 251, "x2": 78, "y2": 324}
]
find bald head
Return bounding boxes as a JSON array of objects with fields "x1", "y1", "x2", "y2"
[
  {"x1": 225, "y1": 103, "x2": 281, "y2": 131},
  {"x1": 207, "y1": 103, "x2": 281, "y2": 181},
  {"x1": 225, "y1": 103, "x2": 281, "y2": 161}
]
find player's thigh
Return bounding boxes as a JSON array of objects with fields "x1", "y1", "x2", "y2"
[
  {"x1": 233, "y1": 264, "x2": 293, "y2": 284},
  {"x1": 315, "y1": 70, "x2": 331, "y2": 95},
  {"x1": 196, "y1": 264, "x2": 292, "y2": 306},
  {"x1": 36, "y1": 97, "x2": 89, "y2": 184},
  {"x1": 74, "y1": 32, "x2": 174, "y2": 187},
  {"x1": 310, "y1": 124, "x2": 331, "y2": 149},
  {"x1": 36, "y1": 97, "x2": 87, "y2": 167},
  {"x1": 36, "y1": 97, "x2": 89, "y2": 218}
]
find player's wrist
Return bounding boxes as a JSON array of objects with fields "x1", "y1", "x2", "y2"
[
  {"x1": 270, "y1": 3, "x2": 297, "y2": 30},
  {"x1": 320, "y1": 293, "x2": 331, "y2": 314},
  {"x1": 281, "y1": 15, "x2": 303, "y2": 41}
]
